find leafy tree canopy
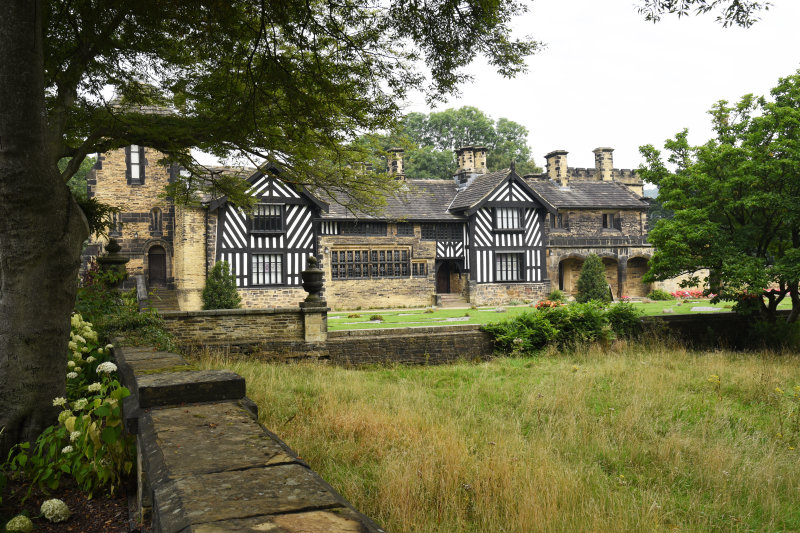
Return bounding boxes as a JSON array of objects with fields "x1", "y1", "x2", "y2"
[
  {"x1": 357, "y1": 107, "x2": 541, "y2": 180},
  {"x1": 639, "y1": 70, "x2": 800, "y2": 323},
  {"x1": 41, "y1": 0, "x2": 540, "y2": 211},
  {"x1": 637, "y1": 0, "x2": 770, "y2": 27}
]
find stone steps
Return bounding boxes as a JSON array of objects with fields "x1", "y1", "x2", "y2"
[
  {"x1": 148, "y1": 287, "x2": 181, "y2": 312},
  {"x1": 437, "y1": 293, "x2": 470, "y2": 308}
]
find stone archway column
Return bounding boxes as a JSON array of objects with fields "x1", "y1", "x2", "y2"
[{"x1": 617, "y1": 256, "x2": 628, "y2": 299}]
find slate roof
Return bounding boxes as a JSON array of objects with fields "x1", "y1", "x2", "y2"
[
  {"x1": 448, "y1": 169, "x2": 510, "y2": 211},
  {"x1": 318, "y1": 180, "x2": 462, "y2": 221},
  {"x1": 527, "y1": 179, "x2": 648, "y2": 209}
]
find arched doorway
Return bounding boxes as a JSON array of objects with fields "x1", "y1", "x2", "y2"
[
  {"x1": 624, "y1": 257, "x2": 650, "y2": 297},
  {"x1": 148, "y1": 245, "x2": 167, "y2": 286},
  {"x1": 558, "y1": 257, "x2": 584, "y2": 295}
]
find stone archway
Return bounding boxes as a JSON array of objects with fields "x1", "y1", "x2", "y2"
[
  {"x1": 601, "y1": 257, "x2": 620, "y2": 298},
  {"x1": 436, "y1": 260, "x2": 463, "y2": 294},
  {"x1": 558, "y1": 257, "x2": 584, "y2": 295},
  {"x1": 624, "y1": 257, "x2": 651, "y2": 297}
]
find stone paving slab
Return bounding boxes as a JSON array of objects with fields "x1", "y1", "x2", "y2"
[
  {"x1": 192, "y1": 508, "x2": 372, "y2": 532},
  {"x1": 136, "y1": 370, "x2": 245, "y2": 408},
  {"x1": 166, "y1": 465, "x2": 341, "y2": 524},
  {"x1": 127, "y1": 354, "x2": 188, "y2": 373},
  {"x1": 122, "y1": 349, "x2": 185, "y2": 362},
  {"x1": 149, "y1": 403, "x2": 295, "y2": 475}
]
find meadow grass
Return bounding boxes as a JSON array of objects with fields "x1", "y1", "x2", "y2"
[
  {"x1": 327, "y1": 299, "x2": 792, "y2": 331},
  {"x1": 194, "y1": 343, "x2": 800, "y2": 532}
]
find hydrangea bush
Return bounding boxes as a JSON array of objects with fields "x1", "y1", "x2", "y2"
[{"x1": 4, "y1": 313, "x2": 134, "y2": 497}]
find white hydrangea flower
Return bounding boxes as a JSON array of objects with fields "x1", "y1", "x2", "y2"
[
  {"x1": 105, "y1": 343, "x2": 114, "y2": 350},
  {"x1": 70, "y1": 431, "x2": 81, "y2": 442},
  {"x1": 73, "y1": 398, "x2": 88, "y2": 410},
  {"x1": 96, "y1": 347, "x2": 104, "y2": 355},
  {"x1": 71, "y1": 314, "x2": 81, "y2": 327},
  {"x1": 86, "y1": 356, "x2": 96, "y2": 363},
  {"x1": 81, "y1": 346, "x2": 89, "y2": 353},
  {"x1": 68, "y1": 341, "x2": 77, "y2": 351},
  {"x1": 52, "y1": 397, "x2": 67, "y2": 407},
  {"x1": 40, "y1": 498, "x2": 71, "y2": 523},
  {"x1": 73, "y1": 335, "x2": 86, "y2": 344},
  {"x1": 87, "y1": 382, "x2": 102, "y2": 392},
  {"x1": 67, "y1": 360, "x2": 75, "y2": 369},
  {"x1": 60, "y1": 445, "x2": 74, "y2": 454},
  {"x1": 96, "y1": 362, "x2": 117, "y2": 374},
  {"x1": 58, "y1": 410, "x2": 73, "y2": 424},
  {"x1": 66, "y1": 372, "x2": 78, "y2": 379},
  {"x1": 5, "y1": 515, "x2": 33, "y2": 533},
  {"x1": 74, "y1": 366, "x2": 82, "y2": 372}
]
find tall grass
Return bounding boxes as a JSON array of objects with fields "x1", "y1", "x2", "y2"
[{"x1": 193, "y1": 343, "x2": 800, "y2": 532}]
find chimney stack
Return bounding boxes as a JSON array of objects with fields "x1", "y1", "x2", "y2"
[
  {"x1": 387, "y1": 148, "x2": 405, "y2": 180},
  {"x1": 593, "y1": 147, "x2": 614, "y2": 181},
  {"x1": 545, "y1": 150, "x2": 569, "y2": 187}
]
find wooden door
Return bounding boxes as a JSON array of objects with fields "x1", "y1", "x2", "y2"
[
  {"x1": 436, "y1": 262, "x2": 451, "y2": 294},
  {"x1": 148, "y1": 246, "x2": 167, "y2": 285}
]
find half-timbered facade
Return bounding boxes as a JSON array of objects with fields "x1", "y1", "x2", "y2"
[{"x1": 86, "y1": 144, "x2": 658, "y2": 311}]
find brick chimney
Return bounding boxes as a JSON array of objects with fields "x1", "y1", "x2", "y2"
[
  {"x1": 593, "y1": 147, "x2": 614, "y2": 181},
  {"x1": 545, "y1": 150, "x2": 569, "y2": 187},
  {"x1": 387, "y1": 148, "x2": 405, "y2": 180}
]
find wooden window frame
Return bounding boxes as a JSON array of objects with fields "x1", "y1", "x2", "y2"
[
  {"x1": 495, "y1": 252, "x2": 525, "y2": 282},
  {"x1": 251, "y1": 253, "x2": 284, "y2": 286},
  {"x1": 340, "y1": 221, "x2": 387, "y2": 236},
  {"x1": 329, "y1": 247, "x2": 411, "y2": 280},
  {"x1": 251, "y1": 204, "x2": 284, "y2": 233},
  {"x1": 396, "y1": 222, "x2": 414, "y2": 236},
  {"x1": 493, "y1": 207, "x2": 524, "y2": 232},
  {"x1": 421, "y1": 223, "x2": 462, "y2": 241},
  {"x1": 126, "y1": 145, "x2": 145, "y2": 185}
]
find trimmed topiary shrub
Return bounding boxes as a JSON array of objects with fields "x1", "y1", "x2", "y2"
[
  {"x1": 202, "y1": 261, "x2": 242, "y2": 310},
  {"x1": 647, "y1": 288, "x2": 674, "y2": 300},
  {"x1": 576, "y1": 254, "x2": 611, "y2": 303}
]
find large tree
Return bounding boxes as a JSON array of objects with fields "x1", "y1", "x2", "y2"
[
  {"x1": 639, "y1": 70, "x2": 800, "y2": 323},
  {"x1": 0, "y1": 0, "x2": 539, "y2": 455}
]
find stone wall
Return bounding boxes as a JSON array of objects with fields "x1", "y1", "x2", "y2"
[
  {"x1": 238, "y1": 287, "x2": 310, "y2": 308},
  {"x1": 559, "y1": 209, "x2": 647, "y2": 238},
  {"x1": 468, "y1": 281, "x2": 550, "y2": 306},
  {"x1": 172, "y1": 205, "x2": 207, "y2": 311},
  {"x1": 162, "y1": 308, "x2": 308, "y2": 346},
  {"x1": 319, "y1": 227, "x2": 437, "y2": 309}
]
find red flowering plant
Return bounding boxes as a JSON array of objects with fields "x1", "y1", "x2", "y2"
[{"x1": 535, "y1": 299, "x2": 559, "y2": 309}]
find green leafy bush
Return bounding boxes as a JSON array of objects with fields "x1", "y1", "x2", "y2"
[
  {"x1": 202, "y1": 261, "x2": 242, "y2": 310},
  {"x1": 606, "y1": 302, "x2": 644, "y2": 338},
  {"x1": 4, "y1": 315, "x2": 134, "y2": 498},
  {"x1": 547, "y1": 289, "x2": 566, "y2": 302},
  {"x1": 647, "y1": 288, "x2": 674, "y2": 300},
  {"x1": 483, "y1": 302, "x2": 644, "y2": 355},
  {"x1": 576, "y1": 254, "x2": 611, "y2": 303},
  {"x1": 482, "y1": 310, "x2": 557, "y2": 355}
]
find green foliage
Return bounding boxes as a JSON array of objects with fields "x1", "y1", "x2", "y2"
[
  {"x1": 605, "y1": 303, "x2": 645, "y2": 339},
  {"x1": 37, "y1": 0, "x2": 539, "y2": 211},
  {"x1": 75, "y1": 261, "x2": 177, "y2": 351},
  {"x1": 482, "y1": 302, "x2": 642, "y2": 355},
  {"x1": 369, "y1": 314, "x2": 385, "y2": 322},
  {"x1": 647, "y1": 288, "x2": 675, "y2": 300},
  {"x1": 637, "y1": 0, "x2": 770, "y2": 27},
  {"x1": 547, "y1": 289, "x2": 566, "y2": 302},
  {"x1": 358, "y1": 107, "x2": 541, "y2": 180},
  {"x1": 4, "y1": 315, "x2": 134, "y2": 498},
  {"x1": 202, "y1": 261, "x2": 242, "y2": 310},
  {"x1": 576, "y1": 254, "x2": 611, "y2": 303},
  {"x1": 639, "y1": 70, "x2": 800, "y2": 323}
]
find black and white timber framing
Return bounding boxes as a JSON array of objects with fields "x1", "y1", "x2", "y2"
[
  {"x1": 462, "y1": 174, "x2": 548, "y2": 283},
  {"x1": 212, "y1": 167, "x2": 325, "y2": 288}
]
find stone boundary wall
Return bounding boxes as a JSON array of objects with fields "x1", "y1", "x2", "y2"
[
  {"x1": 161, "y1": 304, "x2": 327, "y2": 345},
  {"x1": 115, "y1": 343, "x2": 384, "y2": 532},
  {"x1": 647, "y1": 310, "x2": 792, "y2": 349}
]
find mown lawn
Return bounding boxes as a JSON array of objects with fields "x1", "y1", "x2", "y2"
[
  {"x1": 195, "y1": 343, "x2": 800, "y2": 533},
  {"x1": 327, "y1": 298, "x2": 788, "y2": 331}
]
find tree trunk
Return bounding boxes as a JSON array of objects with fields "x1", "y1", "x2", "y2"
[{"x1": 0, "y1": 0, "x2": 89, "y2": 457}]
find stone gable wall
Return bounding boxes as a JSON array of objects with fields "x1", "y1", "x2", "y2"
[{"x1": 87, "y1": 147, "x2": 174, "y2": 280}]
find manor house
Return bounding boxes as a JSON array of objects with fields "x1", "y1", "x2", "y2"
[{"x1": 86, "y1": 145, "x2": 659, "y2": 310}]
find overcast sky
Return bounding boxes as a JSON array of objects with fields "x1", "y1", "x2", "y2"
[{"x1": 404, "y1": 0, "x2": 800, "y2": 172}]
